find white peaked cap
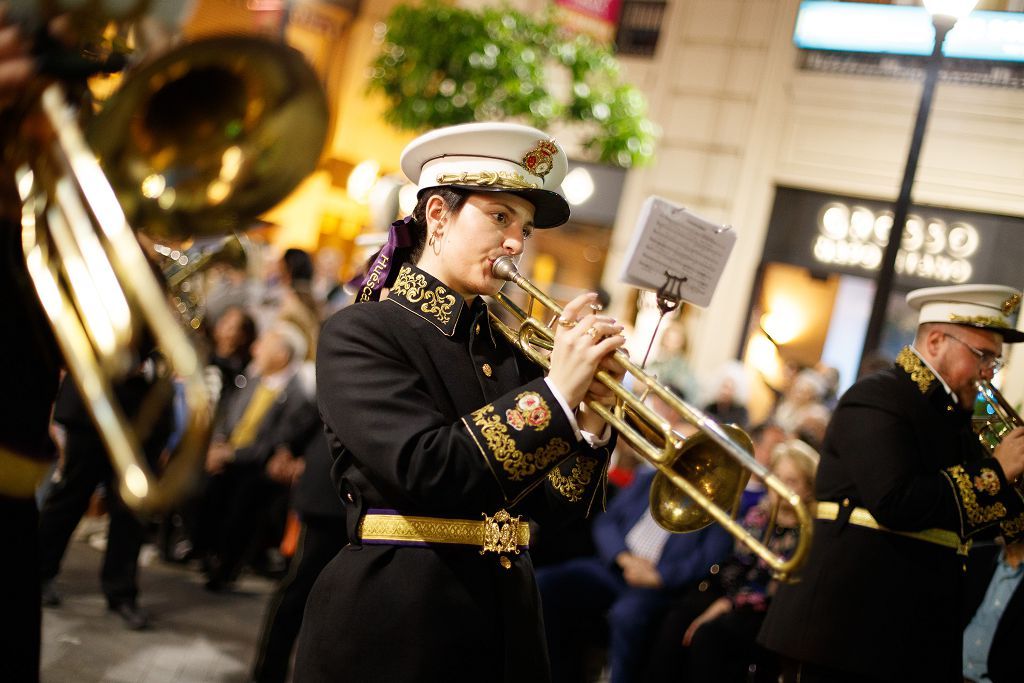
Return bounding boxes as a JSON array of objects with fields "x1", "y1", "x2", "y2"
[
  {"x1": 906, "y1": 283, "x2": 1024, "y2": 343},
  {"x1": 400, "y1": 122, "x2": 570, "y2": 228}
]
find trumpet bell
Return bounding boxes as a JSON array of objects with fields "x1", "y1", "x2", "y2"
[
  {"x1": 650, "y1": 425, "x2": 753, "y2": 533},
  {"x1": 974, "y1": 380, "x2": 1024, "y2": 454}
]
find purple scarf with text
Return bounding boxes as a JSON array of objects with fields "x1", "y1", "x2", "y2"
[{"x1": 352, "y1": 216, "x2": 416, "y2": 303}]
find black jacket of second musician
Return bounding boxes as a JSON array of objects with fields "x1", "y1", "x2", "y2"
[
  {"x1": 296, "y1": 264, "x2": 611, "y2": 683},
  {"x1": 760, "y1": 348, "x2": 1024, "y2": 682}
]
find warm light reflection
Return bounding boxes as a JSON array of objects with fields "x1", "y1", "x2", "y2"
[
  {"x1": 562, "y1": 167, "x2": 595, "y2": 206},
  {"x1": 141, "y1": 174, "x2": 167, "y2": 199},
  {"x1": 747, "y1": 332, "x2": 782, "y2": 379},
  {"x1": 207, "y1": 180, "x2": 231, "y2": 204},
  {"x1": 157, "y1": 187, "x2": 177, "y2": 210},
  {"x1": 220, "y1": 145, "x2": 243, "y2": 182},
  {"x1": 347, "y1": 160, "x2": 381, "y2": 204},
  {"x1": 760, "y1": 301, "x2": 803, "y2": 345},
  {"x1": 124, "y1": 464, "x2": 149, "y2": 500},
  {"x1": 398, "y1": 183, "x2": 419, "y2": 215}
]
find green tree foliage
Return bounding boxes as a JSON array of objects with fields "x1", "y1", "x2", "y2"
[{"x1": 367, "y1": 1, "x2": 657, "y2": 167}]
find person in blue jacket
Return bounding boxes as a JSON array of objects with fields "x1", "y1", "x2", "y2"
[{"x1": 538, "y1": 466, "x2": 733, "y2": 683}]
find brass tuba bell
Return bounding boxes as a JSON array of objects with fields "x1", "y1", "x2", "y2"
[{"x1": 12, "y1": 28, "x2": 328, "y2": 511}]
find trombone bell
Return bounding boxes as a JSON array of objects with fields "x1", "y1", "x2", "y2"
[{"x1": 650, "y1": 425, "x2": 753, "y2": 533}]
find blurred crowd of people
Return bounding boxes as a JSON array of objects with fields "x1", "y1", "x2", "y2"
[
  {"x1": 36, "y1": 243, "x2": 349, "y2": 682},
  {"x1": 32, "y1": 248, "x2": 1024, "y2": 683}
]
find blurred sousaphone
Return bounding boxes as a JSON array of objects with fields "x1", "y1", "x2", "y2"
[{"x1": 9, "y1": 7, "x2": 329, "y2": 511}]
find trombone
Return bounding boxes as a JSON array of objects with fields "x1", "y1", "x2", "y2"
[{"x1": 489, "y1": 256, "x2": 813, "y2": 580}]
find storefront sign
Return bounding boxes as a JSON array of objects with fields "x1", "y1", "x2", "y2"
[
  {"x1": 762, "y1": 187, "x2": 1024, "y2": 290},
  {"x1": 812, "y1": 202, "x2": 978, "y2": 284}
]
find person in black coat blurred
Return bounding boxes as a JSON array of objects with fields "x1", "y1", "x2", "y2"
[
  {"x1": 760, "y1": 284, "x2": 1024, "y2": 683},
  {"x1": 250, "y1": 406, "x2": 346, "y2": 683},
  {"x1": 38, "y1": 364, "x2": 173, "y2": 630},
  {"x1": 0, "y1": 15, "x2": 64, "y2": 678}
]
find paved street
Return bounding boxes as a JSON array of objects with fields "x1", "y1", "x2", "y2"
[{"x1": 40, "y1": 524, "x2": 277, "y2": 683}]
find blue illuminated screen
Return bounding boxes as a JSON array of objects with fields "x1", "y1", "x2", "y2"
[{"x1": 794, "y1": 1, "x2": 1024, "y2": 63}]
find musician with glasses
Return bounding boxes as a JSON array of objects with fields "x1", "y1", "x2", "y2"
[
  {"x1": 760, "y1": 284, "x2": 1024, "y2": 683},
  {"x1": 294, "y1": 122, "x2": 626, "y2": 682}
]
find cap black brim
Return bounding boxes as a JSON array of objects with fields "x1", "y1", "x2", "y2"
[
  {"x1": 956, "y1": 323, "x2": 1024, "y2": 344},
  {"x1": 419, "y1": 185, "x2": 570, "y2": 228}
]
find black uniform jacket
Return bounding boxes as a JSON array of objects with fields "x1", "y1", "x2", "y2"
[
  {"x1": 760, "y1": 347, "x2": 1024, "y2": 683},
  {"x1": 1, "y1": 217, "x2": 61, "y2": 497},
  {"x1": 296, "y1": 264, "x2": 611, "y2": 683}
]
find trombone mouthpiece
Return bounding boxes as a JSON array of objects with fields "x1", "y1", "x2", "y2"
[{"x1": 492, "y1": 256, "x2": 520, "y2": 282}]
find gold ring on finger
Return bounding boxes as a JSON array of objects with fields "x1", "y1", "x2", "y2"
[
  {"x1": 590, "y1": 303, "x2": 604, "y2": 312},
  {"x1": 585, "y1": 326, "x2": 599, "y2": 339},
  {"x1": 557, "y1": 318, "x2": 578, "y2": 329}
]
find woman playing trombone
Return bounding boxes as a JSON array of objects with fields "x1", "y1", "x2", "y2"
[{"x1": 294, "y1": 122, "x2": 626, "y2": 682}]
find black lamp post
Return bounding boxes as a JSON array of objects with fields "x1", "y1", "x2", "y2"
[{"x1": 859, "y1": 1, "x2": 978, "y2": 371}]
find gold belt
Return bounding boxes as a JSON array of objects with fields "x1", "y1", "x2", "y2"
[
  {"x1": 817, "y1": 500, "x2": 971, "y2": 556},
  {"x1": 0, "y1": 447, "x2": 53, "y2": 499},
  {"x1": 359, "y1": 509, "x2": 530, "y2": 557}
]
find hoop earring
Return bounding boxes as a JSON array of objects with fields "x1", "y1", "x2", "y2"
[{"x1": 429, "y1": 232, "x2": 442, "y2": 256}]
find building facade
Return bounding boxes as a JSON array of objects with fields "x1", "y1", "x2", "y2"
[{"x1": 605, "y1": 0, "x2": 1024, "y2": 418}]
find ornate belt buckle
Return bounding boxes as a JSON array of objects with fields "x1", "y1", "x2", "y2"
[{"x1": 481, "y1": 509, "x2": 521, "y2": 558}]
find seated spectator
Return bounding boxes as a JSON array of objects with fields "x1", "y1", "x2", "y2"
[
  {"x1": 738, "y1": 421, "x2": 788, "y2": 514},
  {"x1": 815, "y1": 362, "x2": 841, "y2": 410},
  {"x1": 793, "y1": 402, "x2": 831, "y2": 454},
  {"x1": 207, "y1": 304, "x2": 257, "y2": 415},
  {"x1": 704, "y1": 361, "x2": 750, "y2": 430},
  {"x1": 538, "y1": 467, "x2": 732, "y2": 683},
  {"x1": 963, "y1": 540, "x2": 1024, "y2": 683},
  {"x1": 191, "y1": 322, "x2": 317, "y2": 591},
  {"x1": 644, "y1": 439, "x2": 819, "y2": 683},
  {"x1": 773, "y1": 368, "x2": 828, "y2": 436}
]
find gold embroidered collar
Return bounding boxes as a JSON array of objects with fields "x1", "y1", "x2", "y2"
[
  {"x1": 896, "y1": 346, "x2": 937, "y2": 395},
  {"x1": 386, "y1": 264, "x2": 463, "y2": 336}
]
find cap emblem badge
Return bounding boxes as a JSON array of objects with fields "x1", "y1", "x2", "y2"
[
  {"x1": 1002, "y1": 293, "x2": 1021, "y2": 316},
  {"x1": 522, "y1": 140, "x2": 559, "y2": 179}
]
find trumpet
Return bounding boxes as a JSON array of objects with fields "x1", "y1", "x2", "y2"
[
  {"x1": 974, "y1": 380, "x2": 1024, "y2": 454},
  {"x1": 490, "y1": 256, "x2": 813, "y2": 580}
]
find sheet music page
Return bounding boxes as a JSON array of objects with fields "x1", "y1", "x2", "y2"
[{"x1": 619, "y1": 196, "x2": 737, "y2": 308}]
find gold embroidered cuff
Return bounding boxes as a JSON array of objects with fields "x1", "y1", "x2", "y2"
[
  {"x1": 943, "y1": 462, "x2": 1009, "y2": 532},
  {"x1": 463, "y1": 379, "x2": 575, "y2": 502},
  {"x1": 817, "y1": 500, "x2": 971, "y2": 556}
]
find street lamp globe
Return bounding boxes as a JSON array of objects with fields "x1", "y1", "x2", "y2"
[{"x1": 922, "y1": 0, "x2": 979, "y2": 22}]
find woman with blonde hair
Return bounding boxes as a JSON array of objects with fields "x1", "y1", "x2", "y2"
[{"x1": 645, "y1": 440, "x2": 819, "y2": 683}]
